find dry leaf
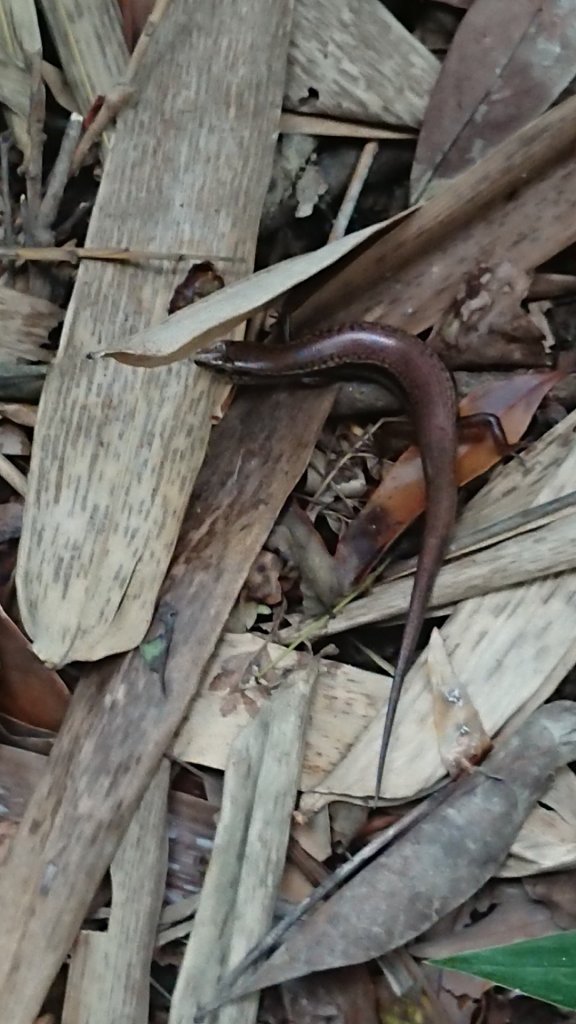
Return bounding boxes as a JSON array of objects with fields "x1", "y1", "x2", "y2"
[
  {"x1": 411, "y1": 880, "x2": 569, "y2": 960},
  {"x1": 412, "y1": 0, "x2": 576, "y2": 198},
  {"x1": 429, "y1": 262, "x2": 548, "y2": 368},
  {"x1": 99, "y1": 211, "x2": 413, "y2": 366},
  {"x1": 0, "y1": 423, "x2": 30, "y2": 456},
  {"x1": 211, "y1": 703, "x2": 576, "y2": 1004},
  {"x1": 335, "y1": 368, "x2": 566, "y2": 588},
  {"x1": 286, "y1": 0, "x2": 439, "y2": 128},
  {"x1": 524, "y1": 871, "x2": 576, "y2": 930},
  {"x1": 0, "y1": 0, "x2": 42, "y2": 161},
  {"x1": 427, "y1": 628, "x2": 492, "y2": 776},
  {"x1": 299, "y1": 408, "x2": 576, "y2": 808},
  {"x1": 38, "y1": 0, "x2": 128, "y2": 116},
  {"x1": 0, "y1": 605, "x2": 69, "y2": 731}
]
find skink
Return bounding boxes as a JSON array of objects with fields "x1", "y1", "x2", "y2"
[{"x1": 195, "y1": 323, "x2": 458, "y2": 802}]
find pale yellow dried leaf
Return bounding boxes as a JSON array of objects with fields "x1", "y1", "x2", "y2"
[
  {"x1": 38, "y1": 0, "x2": 128, "y2": 114},
  {"x1": 175, "y1": 633, "x2": 576, "y2": 877},
  {"x1": 0, "y1": 52, "x2": 30, "y2": 118},
  {"x1": 41, "y1": 59, "x2": 76, "y2": 112},
  {"x1": 172, "y1": 632, "x2": 384, "y2": 789},
  {"x1": 101, "y1": 210, "x2": 413, "y2": 366},
  {"x1": 0, "y1": 0, "x2": 42, "y2": 159},
  {"x1": 0, "y1": 0, "x2": 41, "y2": 57},
  {"x1": 16, "y1": 0, "x2": 294, "y2": 668}
]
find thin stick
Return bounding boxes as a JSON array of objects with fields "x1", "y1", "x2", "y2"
[
  {"x1": 127, "y1": 0, "x2": 174, "y2": 81},
  {"x1": 279, "y1": 112, "x2": 415, "y2": 140},
  {"x1": 0, "y1": 454, "x2": 27, "y2": 497},
  {"x1": 37, "y1": 113, "x2": 83, "y2": 239},
  {"x1": 312, "y1": 415, "x2": 386, "y2": 503},
  {"x1": 328, "y1": 141, "x2": 379, "y2": 241},
  {"x1": 0, "y1": 245, "x2": 240, "y2": 266},
  {"x1": 23, "y1": 57, "x2": 46, "y2": 243},
  {"x1": 70, "y1": 85, "x2": 135, "y2": 175},
  {"x1": 70, "y1": 0, "x2": 175, "y2": 175}
]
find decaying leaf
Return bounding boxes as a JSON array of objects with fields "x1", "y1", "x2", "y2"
[
  {"x1": 37, "y1": 0, "x2": 129, "y2": 116},
  {"x1": 524, "y1": 870, "x2": 576, "y2": 930},
  {"x1": 0, "y1": 286, "x2": 61, "y2": 364},
  {"x1": 16, "y1": 0, "x2": 293, "y2": 667},
  {"x1": 168, "y1": 659, "x2": 318, "y2": 1022},
  {"x1": 412, "y1": 0, "x2": 576, "y2": 198},
  {"x1": 293, "y1": 92, "x2": 576, "y2": 335},
  {"x1": 205, "y1": 703, "x2": 576, "y2": 1007},
  {"x1": 411, "y1": 879, "x2": 573, "y2": 961},
  {"x1": 335, "y1": 368, "x2": 566, "y2": 589},
  {"x1": 501, "y1": 767, "x2": 576, "y2": 877},
  {"x1": 429, "y1": 262, "x2": 548, "y2": 368},
  {"x1": 427, "y1": 627, "x2": 492, "y2": 776},
  {"x1": 0, "y1": 605, "x2": 69, "y2": 732},
  {"x1": 0, "y1": 0, "x2": 42, "y2": 161}
]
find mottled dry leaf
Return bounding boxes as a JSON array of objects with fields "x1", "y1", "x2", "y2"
[
  {"x1": 411, "y1": 880, "x2": 568, "y2": 961},
  {"x1": 38, "y1": 0, "x2": 128, "y2": 116},
  {"x1": 17, "y1": 0, "x2": 292, "y2": 666},
  {"x1": 300, "y1": 408, "x2": 576, "y2": 808},
  {"x1": 429, "y1": 262, "x2": 548, "y2": 368},
  {"x1": 212, "y1": 705, "x2": 576, "y2": 1003},
  {"x1": 412, "y1": 0, "x2": 576, "y2": 199}
]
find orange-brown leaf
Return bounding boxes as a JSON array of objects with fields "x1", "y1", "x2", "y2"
[
  {"x1": 335, "y1": 369, "x2": 567, "y2": 586},
  {"x1": 0, "y1": 606, "x2": 69, "y2": 732}
]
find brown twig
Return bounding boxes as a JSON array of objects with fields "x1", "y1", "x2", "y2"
[
  {"x1": 70, "y1": 0, "x2": 175, "y2": 175},
  {"x1": 70, "y1": 85, "x2": 135, "y2": 175},
  {"x1": 0, "y1": 245, "x2": 240, "y2": 266}
]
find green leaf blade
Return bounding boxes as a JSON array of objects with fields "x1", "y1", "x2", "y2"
[{"x1": 431, "y1": 930, "x2": 576, "y2": 1011}]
